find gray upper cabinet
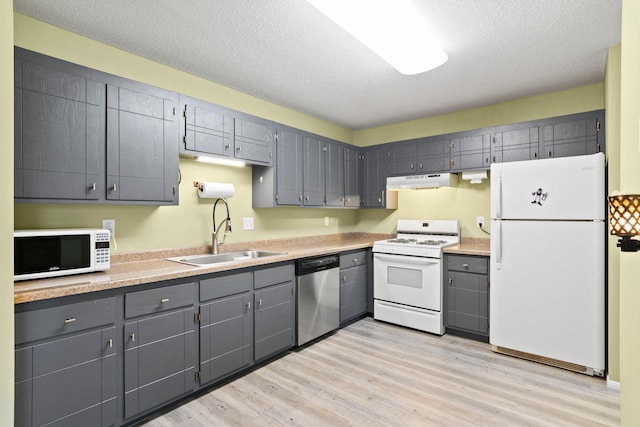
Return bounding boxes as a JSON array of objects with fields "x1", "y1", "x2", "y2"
[
  {"x1": 14, "y1": 48, "x2": 105, "y2": 202},
  {"x1": 180, "y1": 95, "x2": 233, "y2": 158},
  {"x1": 303, "y1": 135, "x2": 326, "y2": 206},
  {"x1": 344, "y1": 147, "x2": 361, "y2": 207},
  {"x1": 417, "y1": 137, "x2": 451, "y2": 173},
  {"x1": 492, "y1": 126, "x2": 539, "y2": 163},
  {"x1": 234, "y1": 116, "x2": 275, "y2": 166},
  {"x1": 276, "y1": 127, "x2": 304, "y2": 205},
  {"x1": 325, "y1": 141, "x2": 345, "y2": 207},
  {"x1": 106, "y1": 83, "x2": 179, "y2": 204},
  {"x1": 360, "y1": 147, "x2": 396, "y2": 209},
  {"x1": 542, "y1": 112, "x2": 602, "y2": 159},
  {"x1": 450, "y1": 133, "x2": 491, "y2": 171},
  {"x1": 391, "y1": 141, "x2": 417, "y2": 175},
  {"x1": 15, "y1": 47, "x2": 179, "y2": 205}
]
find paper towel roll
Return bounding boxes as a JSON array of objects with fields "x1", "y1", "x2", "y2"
[{"x1": 197, "y1": 182, "x2": 235, "y2": 199}]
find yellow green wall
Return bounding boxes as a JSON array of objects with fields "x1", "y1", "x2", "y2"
[
  {"x1": 619, "y1": 0, "x2": 640, "y2": 423},
  {"x1": 353, "y1": 84, "x2": 604, "y2": 147},
  {"x1": 1, "y1": 1, "x2": 14, "y2": 425},
  {"x1": 605, "y1": 45, "x2": 621, "y2": 384}
]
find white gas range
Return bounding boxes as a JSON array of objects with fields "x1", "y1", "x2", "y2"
[{"x1": 372, "y1": 219, "x2": 460, "y2": 335}]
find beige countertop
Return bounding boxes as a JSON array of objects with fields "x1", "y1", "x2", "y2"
[
  {"x1": 14, "y1": 233, "x2": 392, "y2": 304},
  {"x1": 444, "y1": 237, "x2": 491, "y2": 256}
]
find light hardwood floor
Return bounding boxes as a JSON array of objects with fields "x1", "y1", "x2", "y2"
[{"x1": 142, "y1": 317, "x2": 619, "y2": 426}]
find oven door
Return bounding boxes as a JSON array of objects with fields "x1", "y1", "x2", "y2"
[{"x1": 373, "y1": 253, "x2": 441, "y2": 311}]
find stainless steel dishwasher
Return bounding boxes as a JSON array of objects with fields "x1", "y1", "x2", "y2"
[{"x1": 296, "y1": 254, "x2": 340, "y2": 346}]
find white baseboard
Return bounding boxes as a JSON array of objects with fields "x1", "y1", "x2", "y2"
[{"x1": 606, "y1": 377, "x2": 621, "y2": 390}]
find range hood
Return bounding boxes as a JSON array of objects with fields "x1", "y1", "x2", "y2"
[{"x1": 386, "y1": 173, "x2": 458, "y2": 190}]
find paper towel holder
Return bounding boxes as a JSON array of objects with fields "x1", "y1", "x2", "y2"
[{"x1": 193, "y1": 181, "x2": 236, "y2": 199}]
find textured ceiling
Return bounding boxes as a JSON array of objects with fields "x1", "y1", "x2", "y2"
[{"x1": 13, "y1": 0, "x2": 621, "y2": 130}]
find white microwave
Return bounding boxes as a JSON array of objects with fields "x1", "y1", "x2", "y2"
[{"x1": 14, "y1": 229, "x2": 111, "y2": 281}]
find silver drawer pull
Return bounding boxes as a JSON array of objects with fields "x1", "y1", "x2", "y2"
[
  {"x1": 64, "y1": 318, "x2": 77, "y2": 324},
  {"x1": 463, "y1": 263, "x2": 469, "y2": 269},
  {"x1": 130, "y1": 333, "x2": 136, "y2": 343},
  {"x1": 161, "y1": 298, "x2": 170, "y2": 303},
  {"x1": 353, "y1": 258, "x2": 358, "y2": 263}
]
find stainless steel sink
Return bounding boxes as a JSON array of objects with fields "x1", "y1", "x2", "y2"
[{"x1": 167, "y1": 250, "x2": 285, "y2": 267}]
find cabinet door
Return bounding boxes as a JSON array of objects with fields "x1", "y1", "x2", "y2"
[
  {"x1": 451, "y1": 134, "x2": 491, "y2": 171},
  {"x1": 325, "y1": 142, "x2": 345, "y2": 207},
  {"x1": 417, "y1": 138, "x2": 451, "y2": 173},
  {"x1": 542, "y1": 116, "x2": 600, "y2": 159},
  {"x1": 15, "y1": 53, "x2": 105, "y2": 201},
  {"x1": 16, "y1": 327, "x2": 117, "y2": 427},
  {"x1": 344, "y1": 147, "x2": 361, "y2": 207},
  {"x1": 445, "y1": 271, "x2": 489, "y2": 335},
  {"x1": 303, "y1": 136, "x2": 326, "y2": 206},
  {"x1": 107, "y1": 84, "x2": 179, "y2": 204},
  {"x1": 234, "y1": 117, "x2": 274, "y2": 165},
  {"x1": 199, "y1": 293, "x2": 252, "y2": 385},
  {"x1": 492, "y1": 127, "x2": 539, "y2": 163},
  {"x1": 182, "y1": 98, "x2": 233, "y2": 157},
  {"x1": 361, "y1": 148, "x2": 388, "y2": 208},
  {"x1": 124, "y1": 308, "x2": 196, "y2": 419},
  {"x1": 392, "y1": 141, "x2": 417, "y2": 175},
  {"x1": 340, "y1": 264, "x2": 367, "y2": 324},
  {"x1": 275, "y1": 128, "x2": 303, "y2": 205},
  {"x1": 254, "y1": 280, "x2": 295, "y2": 361}
]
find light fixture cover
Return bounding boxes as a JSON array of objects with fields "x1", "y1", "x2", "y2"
[
  {"x1": 196, "y1": 156, "x2": 246, "y2": 168},
  {"x1": 307, "y1": 0, "x2": 447, "y2": 75},
  {"x1": 608, "y1": 194, "x2": 640, "y2": 236}
]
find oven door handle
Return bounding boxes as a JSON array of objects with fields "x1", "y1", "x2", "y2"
[{"x1": 374, "y1": 253, "x2": 440, "y2": 265}]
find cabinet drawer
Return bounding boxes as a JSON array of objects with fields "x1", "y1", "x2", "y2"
[
  {"x1": 125, "y1": 282, "x2": 195, "y2": 318},
  {"x1": 340, "y1": 250, "x2": 368, "y2": 269},
  {"x1": 15, "y1": 297, "x2": 116, "y2": 345},
  {"x1": 446, "y1": 255, "x2": 488, "y2": 274},
  {"x1": 254, "y1": 264, "x2": 294, "y2": 290},
  {"x1": 200, "y1": 272, "x2": 252, "y2": 302}
]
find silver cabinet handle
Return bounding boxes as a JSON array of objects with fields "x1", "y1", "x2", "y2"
[
  {"x1": 111, "y1": 184, "x2": 117, "y2": 192},
  {"x1": 161, "y1": 298, "x2": 170, "y2": 303},
  {"x1": 108, "y1": 338, "x2": 113, "y2": 348},
  {"x1": 64, "y1": 317, "x2": 76, "y2": 324},
  {"x1": 463, "y1": 263, "x2": 469, "y2": 269},
  {"x1": 130, "y1": 333, "x2": 136, "y2": 343},
  {"x1": 353, "y1": 258, "x2": 358, "y2": 264},
  {"x1": 258, "y1": 298, "x2": 263, "y2": 306},
  {"x1": 449, "y1": 277, "x2": 453, "y2": 285},
  {"x1": 246, "y1": 301, "x2": 251, "y2": 309},
  {"x1": 343, "y1": 275, "x2": 347, "y2": 283},
  {"x1": 90, "y1": 182, "x2": 96, "y2": 191},
  {"x1": 225, "y1": 144, "x2": 230, "y2": 151}
]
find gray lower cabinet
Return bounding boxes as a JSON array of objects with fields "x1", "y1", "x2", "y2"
[
  {"x1": 199, "y1": 272, "x2": 253, "y2": 385},
  {"x1": 123, "y1": 283, "x2": 197, "y2": 420},
  {"x1": 254, "y1": 264, "x2": 295, "y2": 361},
  {"x1": 443, "y1": 254, "x2": 489, "y2": 342},
  {"x1": 15, "y1": 297, "x2": 117, "y2": 427},
  {"x1": 339, "y1": 250, "x2": 368, "y2": 324}
]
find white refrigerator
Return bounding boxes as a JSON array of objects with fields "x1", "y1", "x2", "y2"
[{"x1": 490, "y1": 152, "x2": 605, "y2": 376}]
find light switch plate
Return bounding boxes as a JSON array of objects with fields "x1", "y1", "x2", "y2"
[{"x1": 243, "y1": 217, "x2": 254, "y2": 230}]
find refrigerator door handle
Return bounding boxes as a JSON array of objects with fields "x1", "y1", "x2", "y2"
[
  {"x1": 495, "y1": 221, "x2": 502, "y2": 269},
  {"x1": 492, "y1": 170, "x2": 502, "y2": 219}
]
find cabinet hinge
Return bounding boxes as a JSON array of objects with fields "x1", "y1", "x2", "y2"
[
  {"x1": 195, "y1": 371, "x2": 201, "y2": 383},
  {"x1": 275, "y1": 194, "x2": 279, "y2": 201},
  {"x1": 173, "y1": 107, "x2": 176, "y2": 116},
  {"x1": 596, "y1": 120, "x2": 601, "y2": 132},
  {"x1": 183, "y1": 108, "x2": 187, "y2": 118},
  {"x1": 450, "y1": 159, "x2": 454, "y2": 167},
  {"x1": 194, "y1": 312, "x2": 201, "y2": 323}
]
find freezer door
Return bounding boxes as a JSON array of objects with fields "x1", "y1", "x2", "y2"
[
  {"x1": 490, "y1": 220, "x2": 605, "y2": 372},
  {"x1": 491, "y1": 153, "x2": 604, "y2": 220}
]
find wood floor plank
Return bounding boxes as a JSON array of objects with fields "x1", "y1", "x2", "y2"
[{"x1": 141, "y1": 318, "x2": 619, "y2": 426}]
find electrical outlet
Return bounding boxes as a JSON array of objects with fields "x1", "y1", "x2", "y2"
[
  {"x1": 243, "y1": 217, "x2": 254, "y2": 230},
  {"x1": 476, "y1": 216, "x2": 485, "y2": 228},
  {"x1": 102, "y1": 219, "x2": 115, "y2": 237}
]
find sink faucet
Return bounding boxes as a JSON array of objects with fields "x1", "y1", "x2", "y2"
[{"x1": 212, "y1": 198, "x2": 232, "y2": 254}]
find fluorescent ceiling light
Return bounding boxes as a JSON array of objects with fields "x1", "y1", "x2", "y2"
[
  {"x1": 307, "y1": 0, "x2": 447, "y2": 75},
  {"x1": 196, "y1": 156, "x2": 246, "y2": 167}
]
